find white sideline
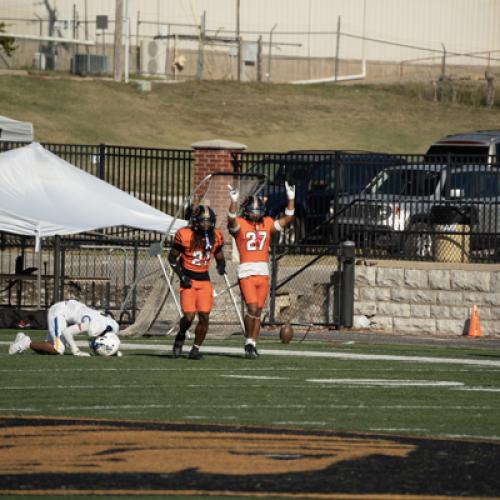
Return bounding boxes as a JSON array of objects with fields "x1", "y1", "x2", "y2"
[
  {"x1": 2, "y1": 340, "x2": 500, "y2": 368},
  {"x1": 114, "y1": 342, "x2": 500, "y2": 368}
]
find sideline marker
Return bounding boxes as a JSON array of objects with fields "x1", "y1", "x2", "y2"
[{"x1": 466, "y1": 304, "x2": 481, "y2": 338}]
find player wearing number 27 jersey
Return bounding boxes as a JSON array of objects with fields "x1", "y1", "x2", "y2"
[{"x1": 227, "y1": 182, "x2": 295, "y2": 359}]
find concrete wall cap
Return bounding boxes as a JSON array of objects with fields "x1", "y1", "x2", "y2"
[{"x1": 191, "y1": 139, "x2": 247, "y2": 151}]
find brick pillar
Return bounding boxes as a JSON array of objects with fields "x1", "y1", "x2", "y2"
[{"x1": 191, "y1": 140, "x2": 247, "y2": 240}]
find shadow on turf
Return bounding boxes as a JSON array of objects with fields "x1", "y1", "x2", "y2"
[{"x1": 130, "y1": 352, "x2": 245, "y2": 360}]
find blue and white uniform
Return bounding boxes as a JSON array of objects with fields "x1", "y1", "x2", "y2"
[{"x1": 47, "y1": 300, "x2": 119, "y2": 354}]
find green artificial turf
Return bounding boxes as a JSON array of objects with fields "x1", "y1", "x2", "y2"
[{"x1": 1, "y1": 331, "x2": 500, "y2": 441}]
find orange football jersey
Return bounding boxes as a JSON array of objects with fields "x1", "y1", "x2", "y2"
[
  {"x1": 174, "y1": 227, "x2": 224, "y2": 273},
  {"x1": 233, "y1": 216, "x2": 274, "y2": 264}
]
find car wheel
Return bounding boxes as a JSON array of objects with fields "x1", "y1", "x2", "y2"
[{"x1": 404, "y1": 222, "x2": 433, "y2": 259}]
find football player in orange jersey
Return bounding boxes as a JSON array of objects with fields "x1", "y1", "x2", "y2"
[
  {"x1": 227, "y1": 182, "x2": 295, "y2": 359},
  {"x1": 168, "y1": 205, "x2": 226, "y2": 360}
]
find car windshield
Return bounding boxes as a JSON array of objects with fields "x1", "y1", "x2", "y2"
[
  {"x1": 450, "y1": 170, "x2": 500, "y2": 198},
  {"x1": 368, "y1": 169, "x2": 442, "y2": 196}
]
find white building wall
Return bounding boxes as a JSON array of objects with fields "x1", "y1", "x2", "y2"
[{"x1": 2, "y1": 0, "x2": 499, "y2": 66}]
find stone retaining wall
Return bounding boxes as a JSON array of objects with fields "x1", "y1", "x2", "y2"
[{"x1": 354, "y1": 265, "x2": 500, "y2": 336}]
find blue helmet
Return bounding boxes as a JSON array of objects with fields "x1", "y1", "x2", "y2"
[
  {"x1": 190, "y1": 205, "x2": 216, "y2": 232},
  {"x1": 243, "y1": 196, "x2": 266, "y2": 222}
]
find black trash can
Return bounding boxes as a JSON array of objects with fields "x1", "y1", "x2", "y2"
[{"x1": 429, "y1": 205, "x2": 476, "y2": 263}]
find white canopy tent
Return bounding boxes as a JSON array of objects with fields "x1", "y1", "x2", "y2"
[
  {"x1": 0, "y1": 142, "x2": 186, "y2": 243},
  {"x1": 0, "y1": 143, "x2": 187, "y2": 308},
  {"x1": 0, "y1": 116, "x2": 33, "y2": 142}
]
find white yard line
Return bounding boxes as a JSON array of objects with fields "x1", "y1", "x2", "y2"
[
  {"x1": 1, "y1": 403, "x2": 497, "y2": 411},
  {"x1": 454, "y1": 387, "x2": 500, "y2": 392},
  {"x1": 221, "y1": 375, "x2": 290, "y2": 380},
  {"x1": 307, "y1": 378, "x2": 465, "y2": 387},
  {"x1": 116, "y1": 342, "x2": 500, "y2": 367},
  {"x1": 2, "y1": 339, "x2": 500, "y2": 368}
]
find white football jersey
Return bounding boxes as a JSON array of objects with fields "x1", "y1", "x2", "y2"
[{"x1": 51, "y1": 300, "x2": 118, "y2": 338}]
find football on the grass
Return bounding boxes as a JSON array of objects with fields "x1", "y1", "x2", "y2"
[{"x1": 279, "y1": 323, "x2": 294, "y2": 343}]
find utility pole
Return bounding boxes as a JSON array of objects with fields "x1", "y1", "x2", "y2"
[
  {"x1": 236, "y1": 0, "x2": 241, "y2": 81},
  {"x1": 113, "y1": 0, "x2": 123, "y2": 82}
]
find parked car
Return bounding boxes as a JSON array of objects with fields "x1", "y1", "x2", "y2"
[
  {"x1": 331, "y1": 163, "x2": 500, "y2": 258},
  {"x1": 426, "y1": 130, "x2": 500, "y2": 164},
  {"x1": 248, "y1": 151, "x2": 404, "y2": 243}
]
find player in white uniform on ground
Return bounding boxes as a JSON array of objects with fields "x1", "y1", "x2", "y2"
[{"x1": 9, "y1": 299, "x2": 119, "y2": 356}]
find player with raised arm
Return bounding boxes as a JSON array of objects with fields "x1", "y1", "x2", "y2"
[
  {"x1": 227, "y1": 181, "x2": 295, "y2": 359},
  {"x1": 8, "y1": 299, "x2": 120, "y2": 356},
  {"x1": 168, "y1": 205, "x2": 225, "y2": 360}
]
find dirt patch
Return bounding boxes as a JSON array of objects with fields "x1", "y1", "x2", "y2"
[{"x1": 0, "y1": 416, "x2": 499, "y2": 498}]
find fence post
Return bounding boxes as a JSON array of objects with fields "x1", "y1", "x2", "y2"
[
  {"x1": 332, "y1": 268, "x2": 342, "y2": 327},
  {"x1": 132, "y1": 242, "x2": 138, "y2": 323},
  {"x1": 98, "y1": 143, "x2": 106, "y2": 180},
  {"x1": 340, "y1": 240, "x2": 355, "y2": 328},
  {"x1": 332, "y1": 151, "x2": 341, "y2": 245},
  {"x1": 60, "y1": 241, "x2": 66, "y2": 303}
]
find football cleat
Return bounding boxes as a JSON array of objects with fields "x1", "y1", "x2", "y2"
[
  {"x1": 8, "y1": 332, "x2": 31, "y2": 355},
  {"x1": 244, "y1": 343, "x2": 259, "y2": 360},
  {"x1": 188, "y1": 346, "x2": 203, "y2": 360},
  {"x1": 172, "y1": 333, "x2": 185, "y2": 358}
]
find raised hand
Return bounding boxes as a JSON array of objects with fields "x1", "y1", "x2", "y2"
[
  {"x1": 285, "y1": 181, "x2": 295, "y2": 200},
  {"x1": 227, "y1": 184, "x2": 239, "y2": 203}
]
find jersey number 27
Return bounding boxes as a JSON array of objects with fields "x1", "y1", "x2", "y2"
[{"x1": 246, "y1": 231, "x2": 266, "y2": 251}]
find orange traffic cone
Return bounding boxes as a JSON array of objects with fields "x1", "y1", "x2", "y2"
[{"x1": 466, "y1": 304, "x2": 481, "y2": 338}]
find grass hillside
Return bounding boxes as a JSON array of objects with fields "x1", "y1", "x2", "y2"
[{"x1": 1, "y1": 74, "x2": 500, "y2": 152}]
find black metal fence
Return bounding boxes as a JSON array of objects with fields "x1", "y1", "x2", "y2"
[
  {"x1": 1, "y1": 143, "x2": 499, "y2": 328},
  {"x1": 239, "y1": 151, "x2": 500, "y2": 263}
]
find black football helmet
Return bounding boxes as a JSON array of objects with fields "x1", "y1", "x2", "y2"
[
  {"x1": 243, "y1": 196, "x2": 266, "y2": 222},
  {"x1": 190, "y1": 205, "x2": 216, "y2": 232}
]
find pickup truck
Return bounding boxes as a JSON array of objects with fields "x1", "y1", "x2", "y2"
[{"x1": 332, "y1": 162, "x2": 500, "y2": 260}]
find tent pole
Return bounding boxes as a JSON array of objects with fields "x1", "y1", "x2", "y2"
[
  {"x1": 53, "y1": 236, "x2": 61, "y2": 304},
  {"x1": 37, "y1": 240, "x2": 42, "y2": 309}
]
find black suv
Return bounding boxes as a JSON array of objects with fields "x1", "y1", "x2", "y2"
[{"x1": 248, "y1": 151, "x2": 405, "y2": 243}]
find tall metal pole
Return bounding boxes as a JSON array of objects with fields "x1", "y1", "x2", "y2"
[
  {"x1": 196, "y1": 11, "x2": 206, "y2": 81},
  {"x1": 236, "y1": 0, "x2": 241, "y2": 81},
  {"x1": 84, "y1": 0, "x2": 89, "y2": 55},
  {"x1": 124, "y1": 0, "x2": 129, "y2": 83},
  {"x1": 257, "y1": 35, "x2": 262, "y2": 81},
  {"x1": 113, "y1": 0, "x2": 123, "y2": 82},
  {"x1": 267, "y1": 24, "x2": 277, "y2": 82},
  {"x1": 334, "y1": 16, "x2": 341, "y2": 82}
]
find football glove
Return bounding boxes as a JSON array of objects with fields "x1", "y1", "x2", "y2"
[
  {"x1": 285, "y1": 181, "x2": 295, "y2": 200},
  {"x1": 227, "y1": 184, "x2": 240, "y2": 203},
  {"x1": 179, "y1": 273, "x2": 192, "y2": 289},
  {"x1": 73, "y1": 349, "x2": 91, "y2": 357},
  {"x1": 216, "y1": 259, "x2": 226, "y2": 276}
]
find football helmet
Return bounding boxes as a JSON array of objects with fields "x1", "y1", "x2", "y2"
[
  {"x1": 89, "y1": 331, "x2": 121, "y2": 357},
  {"x1": 190, "y1": 205, "x2": 216, "y2": 232},
  {"x1": 243, "y1": 196, "x2": 266, "y2": 222}
]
